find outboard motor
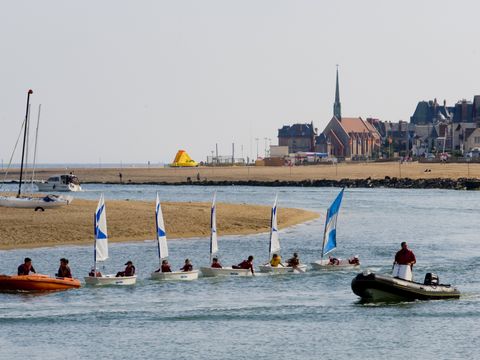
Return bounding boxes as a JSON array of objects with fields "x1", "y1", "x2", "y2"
[{"x1": 424, "y1": 273, "x2": 439, "y2": 285}]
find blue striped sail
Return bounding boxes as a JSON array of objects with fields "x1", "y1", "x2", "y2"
[
  {"x1": 94, "y1": 194, "x2": 109, "y2": 262},
  {"x1": 156, "y1": 192, "x2": 169, "y2": 260},
  {"x1": 321, "y1": 189, "x2": 344, "y2": 258},
  {"x1": 269, "y1": 194, "x2": 280, "y2": 255},
  {"x1": 210, "y1": 192, "x2": 218, "y2": 256}
]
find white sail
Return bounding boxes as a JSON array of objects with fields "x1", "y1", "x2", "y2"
[
  {"x1": 156, "y1": 192, "x2": 169, "y2": 260},
  {"x1": 210, "y1": 192, "x2": 218, "y2": 256},
  {"x1": 94, "y1": 194, "x2": 108, "y2": 262},
  {"x1": 269, "y1": 194, "x2": 280, "y2": 255}
]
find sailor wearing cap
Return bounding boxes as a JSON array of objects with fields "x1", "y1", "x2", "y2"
[{"x1": 116, "y1": 260, "x2": 136, "y2": 277}]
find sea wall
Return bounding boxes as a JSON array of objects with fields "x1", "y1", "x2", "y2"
[{"x1": 94, "y1": 177, "x2": 480, "y2": 190}]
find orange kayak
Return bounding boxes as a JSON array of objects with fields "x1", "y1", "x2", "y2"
[{"x1": 0, "y1": 274, "x2": 81, "y2": 292}]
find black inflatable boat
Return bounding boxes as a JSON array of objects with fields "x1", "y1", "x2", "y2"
[{"x1": 351, "y1": 271, "x2": 460, "y2": 302}]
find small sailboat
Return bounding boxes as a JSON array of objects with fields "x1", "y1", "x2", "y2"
[
  {"x1": 310, "y1": 189, "x2": 360, "y2": 270},
  {"x1": 259, "y1": 194, "x2": 307, "y2": 274},
  {"x1": 150, "y1": 193, "x2": 199, "y2": 281},
  {"x1": 84, "y1": 194, "x2": 137, "y2": 286},
  {"x1": 0, "y1": 90, "x2": 71, "y2": 210},
  {"x1": 200, "y1": 192, "x2": 253, "y2": 277}
]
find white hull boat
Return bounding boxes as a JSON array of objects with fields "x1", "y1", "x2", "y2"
[
  {"x1": 151, "y1": 270, "x2": 199, "y2": 281},
  {"x1": 84, "y1": 274, "x2": 137, "y2": 286},
  {"x1": 150, "y1": 193, "x2": 198, "y2": 281},
  {"x1": 259, "y1": 264, "x2": 308, "y2": 274},
  {"x1": 200, "y1": 267, "x2": 253, "y2": 277},
  {"x1": 0, "y1": 194, "x2": 71, "y2": 210},
  {"x1": 311, "y1": 189, "x2": 359, "y2": 271},
  {"x1": 37, "y1": 174, "x2": 82, "y2": 192},
  {"x1": 310, "y1": 258, "x2": 360, "y2": 270}
]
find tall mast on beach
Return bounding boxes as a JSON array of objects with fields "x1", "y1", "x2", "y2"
[
  {"x1": 17, "y1": 89, "x2": 33, "y2": 197},
  {"x1": 333, "y1": 65, "x2": 341, "y2": 120}
]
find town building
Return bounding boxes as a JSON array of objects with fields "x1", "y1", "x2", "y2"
[{"x1": 277, "y1": 122, "x2": 317, "y2": 153}]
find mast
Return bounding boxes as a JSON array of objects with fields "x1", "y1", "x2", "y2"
[
  {"x1": 209, "y1": 192, "x2": 218, "y2": 263},
  {"x1": 17, "y1": 89, "x2": 33, "y2": 197},
  {"x1": 31, "y1": 104, "x2": 41, "y2": 189},
  {"x1": 320, "y1": 207, "x2": 330, "y2": 260}
]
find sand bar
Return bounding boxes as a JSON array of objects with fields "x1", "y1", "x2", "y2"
[
  {"x1": 4, "y1": 162, "x2": 480, "y2": 184},
  {"x1": 0, "y1": 199, "x2": 319, "y2": 250}
]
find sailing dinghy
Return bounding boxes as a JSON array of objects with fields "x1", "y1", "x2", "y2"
[
  {"x1": 200, "y1": 192, "x2": 253, "y2": 277},
  {"x1": 150, "y1": 193, "x2": 198, "y2": 281},
  {"x1": 259, "y1": 195, "x2": 307, "y2": 274},
  {"x1": 0, "y1": 90, "x2": 71, "y2": 210},
  {"x1": 310, "y1": 189, "x2": 360, "y2": 270},
  {"x1": 84, "y1": 194, "x2": 137, "y2": 286}
]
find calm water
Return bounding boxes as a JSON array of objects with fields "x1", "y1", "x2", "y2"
[{"x1": 0, "y1": 186, "x2": 479, "y2": 359}]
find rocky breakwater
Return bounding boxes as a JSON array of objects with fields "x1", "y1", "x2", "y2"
[{"x1": 100, "y1": 177, "x2": 480, "y2": 190}]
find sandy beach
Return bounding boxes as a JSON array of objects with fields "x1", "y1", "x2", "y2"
[
  {"x1": 5, "y1": 162, "x2": 480, "y2": 184},
  {"x1": 0, "y1": 198, "x2": 318, "y2": 250}
]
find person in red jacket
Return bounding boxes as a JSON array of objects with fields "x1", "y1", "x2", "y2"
[
  {"x1": 17, "y1": 257, "x2": 36, "y2": 275},
  {"x1": 210, "y1": 257, "x2": 222, "y2": 268},
  {"x1": 180, "y1": 259, "x2": 193, "y2": 272},
  {"x1": 233, "y1": 255, "x2": 254, "y2": 274},
  {"x1": 116, "y1": 261, "x2": 135, "y2": 277},
  {"x1": 394, "y1": 242, "x2": 416, "y2": 268}
]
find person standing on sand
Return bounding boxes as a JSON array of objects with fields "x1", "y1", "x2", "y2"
[
  {"x1": 17, "y1": 258, "x2": 36, "y2": 275},
  {"x1": 119, "y1": 172, "x2": 123, "y2": 183}
]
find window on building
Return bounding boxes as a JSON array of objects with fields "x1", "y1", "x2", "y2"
[{"x1": 475, "y1": 136, "x2": 480, "y2": 144}]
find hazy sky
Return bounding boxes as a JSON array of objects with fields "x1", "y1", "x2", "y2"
[{"x1": 1, "y1": 0, "x2": 479, "y2": 164}]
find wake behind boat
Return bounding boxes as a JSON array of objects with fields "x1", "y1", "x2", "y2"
[
  {"x1": 150, "y1": 193, "x2": 198, "y2": 281},
  {"x1": 351, "y1": 270, "x2": 460, "y2": 302},
  {"x1": 84, "y1": 194, "x2": 137, "y2": 286},
  {"x1": 200, "y1": 193, "x2": 253, "y2": 277},
  {"x1": 310, "y1": 189, "x2": 360, "y2": 270},
  {"x1": 259, "y1": 194, "x2": 307, "y2": 274}
]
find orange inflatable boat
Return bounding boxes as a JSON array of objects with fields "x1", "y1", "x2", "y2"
[{"x1": 0, "y1": 274, "x2": 81, "y2": 292}]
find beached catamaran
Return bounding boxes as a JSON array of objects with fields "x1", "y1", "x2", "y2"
[
  {"x1": 84, "y1": 194, "x2": 137, "y2": 286},
  {"x1": 0, "y1": 90, "x2": 71, "y2": 210},
  {"x1": 259, "y1": 194, "x2": 307, "y2": 273},
  {"x1": 311, "y1": 188, "x2": 360, "y2": 269},
  {"x1": 200, "y1": 192, "x2": 252, "y2": 277},
  {"x1": 150, "y1": 193, "x2": 198, "y2": 281}
]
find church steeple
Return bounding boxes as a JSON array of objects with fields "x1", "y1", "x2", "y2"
[{"x1": 333, "y1": 65, "x2": 342, "y2": 120}]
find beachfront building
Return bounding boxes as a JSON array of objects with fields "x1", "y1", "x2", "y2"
[
  {"x1": 277, "y1": 122, "x2": 317, "y2": 153},
  {"x1": 316, "y1": 67, "x2": 381, "y2": 159}
]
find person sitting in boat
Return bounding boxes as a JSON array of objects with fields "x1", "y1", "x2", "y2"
[
  {"x1": 211, "y1": 257, "x2": 222, "y2": 268},
  {"x1": 88, "y1": 269, "x2": 102, "y2": 277},
  {"x1": 116, "y1": 261, "x2": 136, "y2": 277},
  {"x1": 348, "y1": 255, "x2": 360, "y2": 265},
  {"x1": 17, "y1": 257, "x2": 36, "y2": 275},
  {"x1": 155, "y1": 259, "x2": 172, "y2": 273},
  {"x1": 394, "y1": 242, "x2": 416, "y2": 268},
  {"x1": 287, "y1": 253, "x2": 300, "y2": 268},
  {"x1": 329, "y1": 256, "x2": 340, "y2": 265},
  {"x1": 180, "y1": 259, "x2": 193, "y2": 272},
  {"x1": 232, "y1": 255, "x2": 255, "y2": 274},
  {"x1": 56, "y1": 258, "x2": 72, "y2": 278},
  {"x1": 270, "y1": 253, "x2": 283, "y2": 267}
]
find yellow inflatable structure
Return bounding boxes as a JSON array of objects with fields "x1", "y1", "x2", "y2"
[{"x1": 171, "y1": 150, "x2": 198, "y2": 167}]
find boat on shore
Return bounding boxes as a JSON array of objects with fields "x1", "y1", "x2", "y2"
[
  {"x1": 37, "y1": 174, "x2": 82, "y2": 192},
  {"x1": 259, "y1": 194, "x2": 307, "y2": 274},
  {"x1": 0, "y1": 90, "x2": 72, "y2": 210},
  {"x1": 0, "y1": 274, "x2": 81, "y2": 292},
  {"x1": 150, "y1": 193, "x2": 198, "y2": 281},
  {"x1": 84, "y1": 194, "x2": 137, "y2": 286},
  {"x1": 200, "y1": 193, "x2": 252, "y2": 277},
  {"x1": 351, "y1": 270, "x2": 460, "y2": 302},
  {"x1": 310, "y1": 189, "x2": 360, "y2": 270}
]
